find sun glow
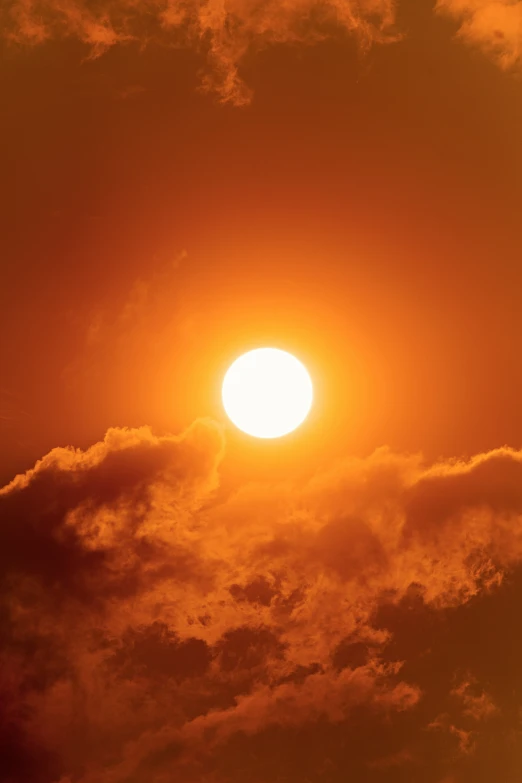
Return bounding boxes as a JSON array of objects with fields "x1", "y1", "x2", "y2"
[{"x1": 222, "y1": 348, "x2": 313, "y2": 439}]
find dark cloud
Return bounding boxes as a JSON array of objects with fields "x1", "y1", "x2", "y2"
[
  {"x1": 0, "y1": 688, "x2": 62, "y2": 783},
  {"x1": 0, "y1": 419, "x2": 224, "y2": 601},
  {"x1": 3, "y1": 431, "x2": 522, "y2": 781},
  {"x1": 108, "y1": 621, "x2": 213, "y2": 682},
  {"x1": 229, "y1": 575, "x2": 276, "y2": 606}
]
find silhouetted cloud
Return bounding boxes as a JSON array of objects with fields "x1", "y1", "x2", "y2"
[{"x1": 3, "y1": 431, "x2": 522, "y2": 781}]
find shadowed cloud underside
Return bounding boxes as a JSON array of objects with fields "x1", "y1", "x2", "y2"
[{"x1": 3, "y1": 422, "x2": 522, "y2": 782}]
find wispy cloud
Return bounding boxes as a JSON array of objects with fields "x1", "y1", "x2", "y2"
[
  {"x1": 2, "y1": 0, "x2": 399, "y2": 103},
  {"x1": 436, "y1": 0, "x2": 522, "y2": 69}
]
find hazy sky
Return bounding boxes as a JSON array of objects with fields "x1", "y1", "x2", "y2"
[{"x1": 1, "y1": 2, "x2": 522, "y2": 782}]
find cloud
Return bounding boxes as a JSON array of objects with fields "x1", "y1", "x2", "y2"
[
  {"x1": 2, "y1": 433, "x2": 522, "y2": 781},
  {"x1": 451, "y1": 679, "x2": 498, "y2": 721},
  {"x1": 436, "y1": 0, "x2": 522, "y2": 69},
  {"x1": 3, "y1": 0, "x2": 520, "y2": 104},
  {"x1": 1, "y1": 0, "x2": 400, "y2": 103},
  {"x1": 3, "y1": 0, "x2": 519, "y2": 103},
  {"x1": 0, "y1": 418, "x2": 224, "y2": 602}
]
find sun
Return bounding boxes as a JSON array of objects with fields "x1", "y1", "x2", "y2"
[{"x1": 222, "y1": 347, "x2": 313, "y2": 439}]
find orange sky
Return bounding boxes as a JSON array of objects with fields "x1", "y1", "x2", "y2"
[{"x1": 1, "y1": 2, "x2": 522, "y2": 782}]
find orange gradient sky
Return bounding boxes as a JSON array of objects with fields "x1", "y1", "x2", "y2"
[{"x1": 1, "y1": 2, "x2": 522, "y2": 782}]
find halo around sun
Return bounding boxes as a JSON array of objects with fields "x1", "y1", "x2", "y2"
[{"x1": 222, "y1": 347, "x2": 313, "y2": 439}]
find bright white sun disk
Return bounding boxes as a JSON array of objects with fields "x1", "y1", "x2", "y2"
[{"x1": 222, "y1": 348, "x2": 313, "y2": 438}]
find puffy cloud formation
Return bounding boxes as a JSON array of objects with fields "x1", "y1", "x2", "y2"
[
  {"x1": 436, "y1": 0, "x2": 522, "y2": 69},
  {"x1": 3, "y1": 426, "x2": 522, "y2": 782},
  {"x1": 1, "y1": 0, "x2": 398, "y2": 104}
]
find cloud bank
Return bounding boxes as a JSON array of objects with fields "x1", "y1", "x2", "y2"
[{"x1": 3, "y1": 423, "x2": 522, "y2": 782}]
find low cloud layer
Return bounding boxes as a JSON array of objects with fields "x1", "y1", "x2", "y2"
[
  {"x1": 2, "y1": 0, "x2": 520, "y2": 104},
  {"x1": 3, "y1": 424, "x2": 522, "y2": 782}
]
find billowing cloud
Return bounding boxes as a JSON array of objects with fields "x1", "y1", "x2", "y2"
[
  {"x1": 3, "y1": 428, "x2": 522, "y2": 781},
  {"x1": 436, "y1": 0, "x2": 522, "y2": 69}
]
